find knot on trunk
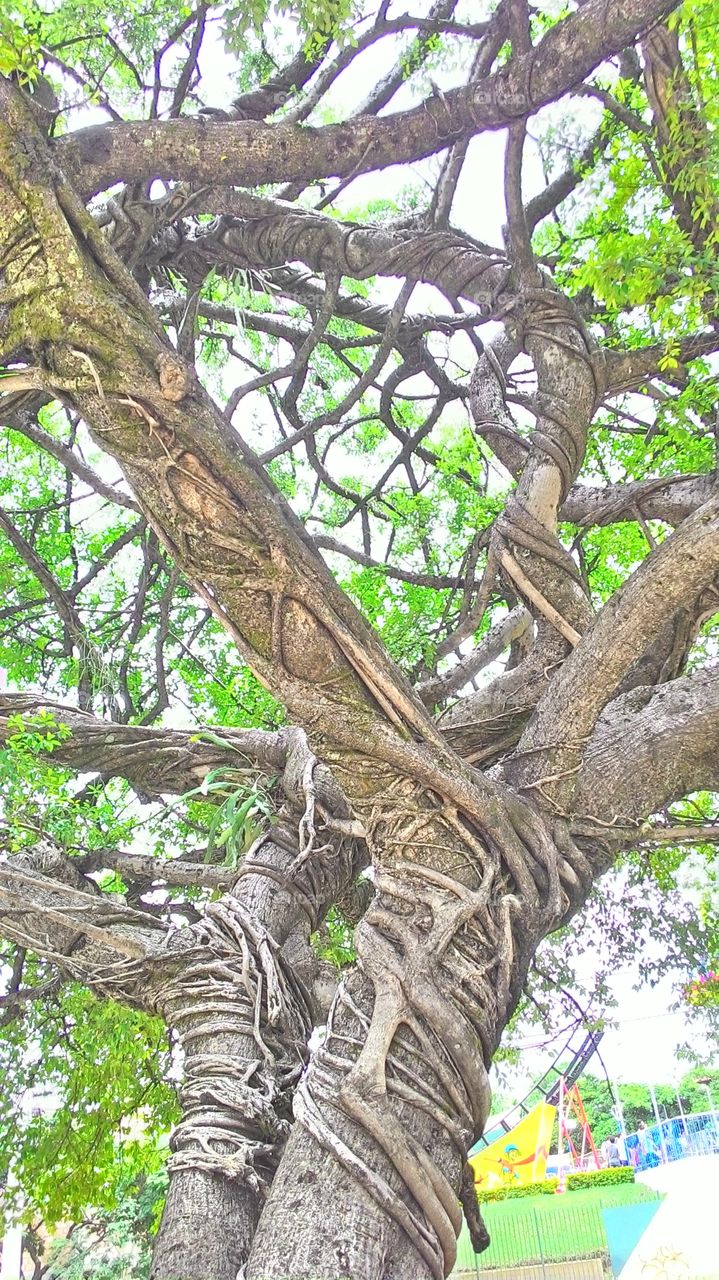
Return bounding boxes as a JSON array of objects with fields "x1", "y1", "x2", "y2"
[{"x1": 156, "y1": 350, "x2": 193, "y2": 402}]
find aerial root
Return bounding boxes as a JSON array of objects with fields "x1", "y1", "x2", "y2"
[
  {"x1": 151, "y1": 896, "x2": 313, "y2": 1185},
  {"x1": 293, "y1": 795, "x2": 566, "y2": 1278},
  {"x1": 296, "y1": 861, "x2": 505, "y2": 1277}
]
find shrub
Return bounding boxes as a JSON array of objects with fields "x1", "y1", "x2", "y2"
[
  {"x1": 475, "y1": 1165, "x2": 634, "y2": 1202},
  {"x1": 477, "y1": 1178, "x2": 558, "y2": 1202},
  {"x1": 566, "y1": 1167, "x2": 635, "y2": 1190}
]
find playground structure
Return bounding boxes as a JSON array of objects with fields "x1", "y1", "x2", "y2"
[
  {"x1": 468, "y1": 1016, "x2": 719, "y2": 1194},
  {"x1": 470, "y1": 1099, "x2": 557, "y2": 1190},
  {"x1": 554, "y1": 1076, "x2": 601, "y2": 1188},
  {"x1": 470, "y1": 1025, "x2": 603, "y2": 1191}
]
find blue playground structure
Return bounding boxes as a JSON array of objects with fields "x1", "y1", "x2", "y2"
[{"x1": 624, "y1": 1108, "x2": 719, "y2": 1170}]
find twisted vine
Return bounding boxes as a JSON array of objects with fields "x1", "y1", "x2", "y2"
[
  {"x1": 288, "y1": 781, "x2": 592, "y2": 1279},
  {"x1": 153, "y1": 897, "x2": 313, "y2": 1190}
]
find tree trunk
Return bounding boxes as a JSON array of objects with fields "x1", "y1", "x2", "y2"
[
  {"x1": 245, "y1": 784, "x2": 592, "y2": 1280},
  {"x1": 146, "y1": 830, "x2": 311, "y2": 1280}
]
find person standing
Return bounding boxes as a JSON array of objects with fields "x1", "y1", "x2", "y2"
[{"x1": 606, "y1": 1137, "x2": 622, "y2": 1168}]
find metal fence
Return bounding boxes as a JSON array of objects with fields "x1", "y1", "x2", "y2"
[
  {"x1": 455, "y1": 1202, "x2": 612, "y2": 1278},
  {"x1": 458, "y1": 1260, "x2": 605, "y2": 1280},
  {"x1": 624, "y1": 1108, "x2": 719, "y2": 1170}
]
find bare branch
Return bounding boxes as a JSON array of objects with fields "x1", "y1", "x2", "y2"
[
  {"x1": 8, "y1": 416, "x2": 140, "y2": 510},
  {"x1": 74, "y1": 846, "x2": 236, "y2": 890},
  {"x1": 525, "y1": 120, "x2": 614, "y2": 231},
  {"x1": 419, "y1": 606, "x2": 531, "y2": 705}
]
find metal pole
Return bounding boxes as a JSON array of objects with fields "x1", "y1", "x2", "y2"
[
  {"x1": 556, "y1": 1077, "x2": 567, "y2": 1193},
  {"x1": 674, "y1": 1086, "x2": 687, "y2": 1159},
  {"x1": 611, "y1": 1078, "x2": 626, "y2": 1135},
  {"x1": 703, "y1": 1085, "x2": 718, "y2": 1145},
  {"x1": 533, "y1": 1207, "x2": 548, "y2": 1280},
  {"x1": 610, "y1": 1078, "x2": 630, "y2": 1170},
  {"x1": 649, "y1": 1082, "x2": 668, "y2": 1163},
  {"x1": 695, "y1": 1077, "x2": 717, "y2": 1147}
]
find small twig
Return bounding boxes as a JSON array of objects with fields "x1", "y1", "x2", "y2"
[
  {"x1": 69, "y1": 347, "x2": 106, "y2": 401},
  {"x1": 117, "y1": 395, "x2": 160, "y2": 430}
]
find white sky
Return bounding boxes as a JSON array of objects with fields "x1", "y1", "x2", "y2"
[{"x1": 503, "y1": 976, "x2": 704, "y2": 1100}]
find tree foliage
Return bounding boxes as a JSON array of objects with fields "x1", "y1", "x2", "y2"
[{"x1": 573, "y1": 1068, "x2": 719, "y2": 1145}]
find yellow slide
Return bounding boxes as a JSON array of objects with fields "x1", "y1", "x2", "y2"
[{"x1": 469, "y1": 1101, "x2": 556, "y2": 1191}]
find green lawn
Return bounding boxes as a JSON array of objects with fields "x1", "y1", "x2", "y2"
[{"x1": 454, "y1": 1182, "x2": 660, "y2": 1271}]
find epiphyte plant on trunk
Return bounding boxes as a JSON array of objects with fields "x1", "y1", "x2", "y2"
[{"x1": 0, "y1": 0, "x2": 718, "y2": 1278}]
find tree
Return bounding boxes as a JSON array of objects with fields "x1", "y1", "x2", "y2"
[
  {"x1": 43, "y1": 1167, "x2": 167, "y2": 1280},
  {"x1": 0, "y1": 0, "x2": 718, "y2": 1277},
  {"x1": 571, "y1": 1069, "x2": 719, "y2": 1145}
]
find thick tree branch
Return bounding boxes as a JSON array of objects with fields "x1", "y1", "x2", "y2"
[
  {"x1": 642, "y1": 23, "x2": 719, "y2": 257},
  {"x1": 603, "y1": 331, "x2": 719, "y2": 395},
  {"x1": 561, "y1": 472, "x2": 719, "y2": 528},
  {"x1": 509, "y1": 493, "x2": 719, "y2": 799},
  {"x1": 573, "y1": 667, "x2": 719, "y2": 825},
  {"x1": 56, "y1": 0, "x2": 676, "y2": 198},
  {"x1": 74, "y1": 847, "x2": 236, "y2": 890},
  {"x1": 0, "y1": 842, "x2": 167, "y2": 973},
  {"x1": 0, "y1": 695, "x2": 362, "y2": 839},
  {"x1": 183, "y1": 197, "x2": 512, "y2": 316},
  {"x1": 0, "y1": 693, "x2": 288, "y2": 796}
]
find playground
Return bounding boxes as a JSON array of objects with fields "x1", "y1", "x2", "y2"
[
  {"x1": 453, "y1": 1027, "x2": 719, "y2": 1279},
  {"x1": 455, "y1": 1181, "x2": 659, "y2": 1271}
]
